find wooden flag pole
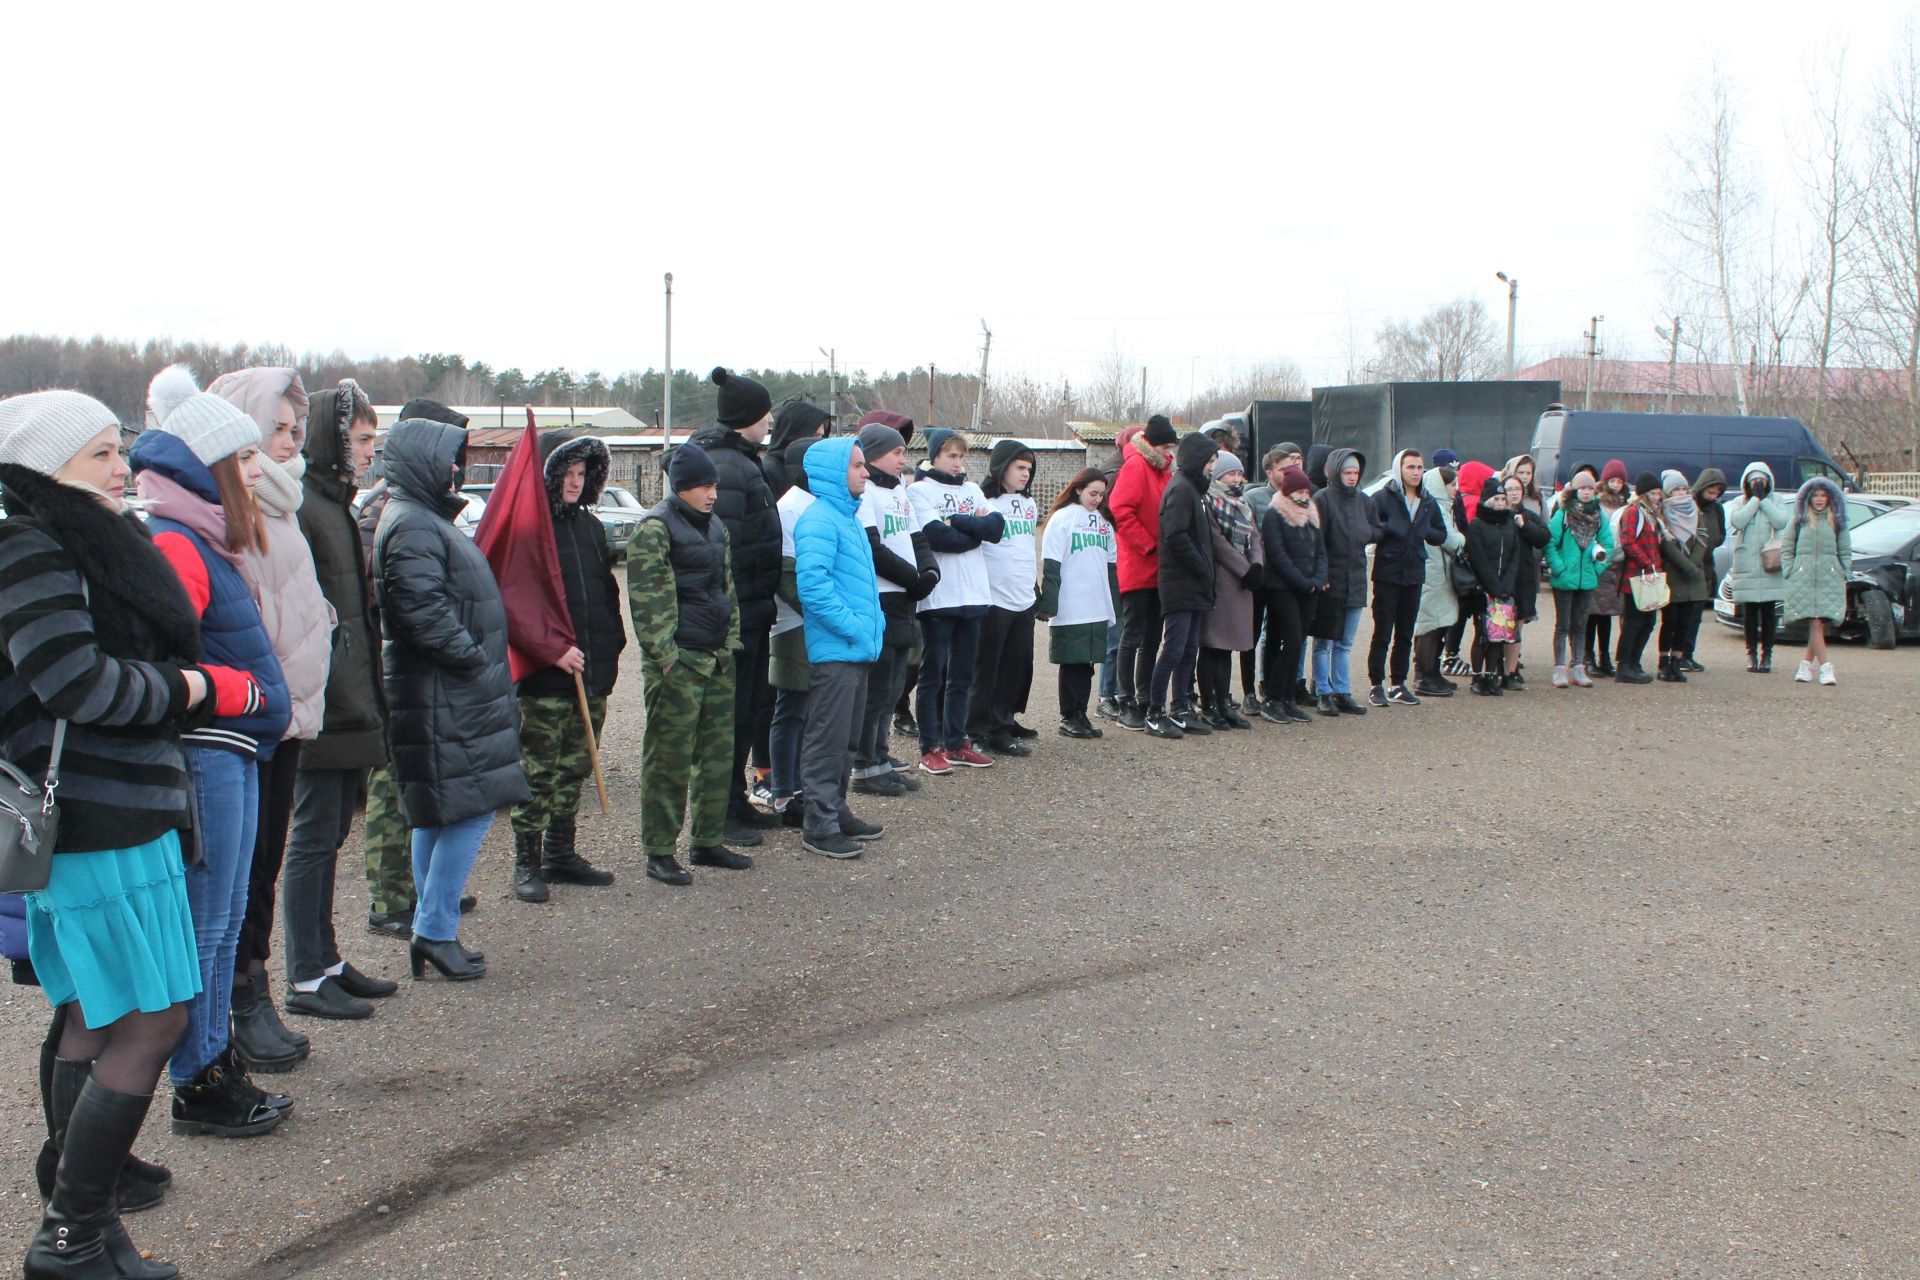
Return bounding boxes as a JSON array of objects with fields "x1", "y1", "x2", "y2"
[{"x1": 572, "y1": 669, "x2": 610, "y2": 816}]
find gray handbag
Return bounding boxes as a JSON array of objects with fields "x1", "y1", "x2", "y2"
[{"x1": 0, "y1": 719, "x2": 65, "y2": 894}]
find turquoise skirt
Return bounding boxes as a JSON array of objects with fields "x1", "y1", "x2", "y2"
[{"x1": 25, "y1": 830, "x2": 201, "y2": 1028}]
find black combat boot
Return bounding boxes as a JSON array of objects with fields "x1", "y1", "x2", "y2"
[
  {"x1": 541, "y1": 819, "x2": 614, "y2": 886},
  {"x1": 512, "y1": 829, "x2": 549, "y2": 903}
]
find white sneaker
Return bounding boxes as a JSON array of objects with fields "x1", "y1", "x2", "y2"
[
  {"x1": 1551, "y1": 665, "x2": 1569, "y2": 688},
  {"x1": 1818, "y1": 662, "x2": 1837, "y2": 686},
  {"x1": 1794, "y1": 660, "x2": 1814, "y2": 682}
]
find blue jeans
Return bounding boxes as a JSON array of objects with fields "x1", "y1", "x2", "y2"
[
  {"x1": 170, "y1": 747, "x2": 260, "y2": 1085},
  {"x1": 411, "y1": 814, "x2": 493, "y2": 943},
  {"x1": 1099, "y1": 620, "x2": 1121, "y2": 699},
  {"x1": 916, "y1": 609, "x2": 983, "y2": 752},
  {"x1": 1312, "y1": 605, "x2": 1364, "y2": 695},
  {"x1": 769, "y1": 685, "x2": 809, "y2": 799}
]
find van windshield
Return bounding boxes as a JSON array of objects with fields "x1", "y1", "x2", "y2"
[{"x1": 1798, "y1": 456, "x2": 1846, "y2": 486}]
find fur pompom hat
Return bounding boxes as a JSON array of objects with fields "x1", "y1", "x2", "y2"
[{"x1": 147, "y1": 365, "x2": 262, "y2": 466}]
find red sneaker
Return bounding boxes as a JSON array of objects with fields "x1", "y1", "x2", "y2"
[
  {"x1": 945, "y1": 741, "x2": 996, "y2": 768},
  {"x1": 918, "y1": 750, "x2": 952, "y2": 776}
]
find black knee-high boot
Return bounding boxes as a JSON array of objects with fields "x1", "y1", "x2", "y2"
[{"x1": 27, "y1": 1078, "x2": 176, "y2": 1279}]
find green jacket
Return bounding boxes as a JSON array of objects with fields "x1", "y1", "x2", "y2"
[
  {"x1": 1543, "y1": 505, "x2": 1616, "y2": 592},
  {"x1": 1780, "y1": 513, "x2": 1851, "y2": 625},
  {"x1": 1726, "y1": 493, "x2": 1790, "y2": 604}
]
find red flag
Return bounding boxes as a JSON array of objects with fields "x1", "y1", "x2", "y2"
[{"x1": 474, "y1": 410, "x2": 576, "y2": 683}]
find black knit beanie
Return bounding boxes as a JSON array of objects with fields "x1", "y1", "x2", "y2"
[
  {"x1": 668, "y1": 441, "x2": 719, "y2": 492},
  {"x1": 711, "y1": 367, "x2": 772, "y2": 429},
  {"x1": 1143, "y1": 414, "x2": 1178, "y2": 447},
  {"x1": 1633, "y1": 470, "x2": 1661, "y2": 496}
]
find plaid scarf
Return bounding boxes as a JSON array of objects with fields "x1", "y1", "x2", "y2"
[{"x1": 1207, "y1": 478, "x2": 1255, "y2": 555}]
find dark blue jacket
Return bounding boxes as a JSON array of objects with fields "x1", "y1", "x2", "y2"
[
  {"x1": 1369, "y1": 477, "x2": 1447, "y2": 587},
  {"x1": 130, "y1": 431, "x2": 291, "y2": 760}
]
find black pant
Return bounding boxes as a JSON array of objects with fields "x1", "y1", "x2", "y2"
[
  {"x1": 968, "y1": 604, "x2": 1035, "y2": 740},
  {"x1": 730, "y1": 626, "x2": 773, "y2": 811},
  {"x1": 1659, "y1": 599, "x2": 1705, "y2": 654},
  {"x1": 1743, "y1": 601, "x2": 1780, "y2": 652},
  {"x1": 1117, "y1": 589, "x2": 1162, "y2": 705},
  {"x1": 1262, "y1": 589, "x2": 1307, "y2": 701},
  {"x1": 1148, "y1": 608, "x2": 1203, "y2": 712},
  {"x1": 1239, "y1": 591, "x2": 1266, "y2": 700},
  {"x1": 1619, "y1": 597, "x2": 1658, "y2": 668},
  {"x1": 1058, "y1": 663, "x2": 1094, "y2": 719},
  {"x1": 854, "y1": 639, "x2": 910, "y2": 777},
  {"x1": 1443, "y1": 610, "x2": 1470, "y2": 658},
  {"x1": 1197, "y1": 648, "x2": 1235, "y2": 705},
  {"x1": 282, "y1": 766, "x2": 362, "y2": 984},
  {"x1": 1586, "y1": 613, "x2": 1613, "y2": 663},
  {"x1": 1366, "y1": 580, "x2": 1422, "y2": 686},
  {"x1": 916, "y1": 609, "x2": 983, "y2": 752},
  {"x1": 237, "y1": 739, "x2": 301, "y2": 971}
]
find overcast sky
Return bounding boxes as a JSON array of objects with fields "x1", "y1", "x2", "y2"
[{"x1": 6, "y1": 1, "x2": 1913, "y2": 406}]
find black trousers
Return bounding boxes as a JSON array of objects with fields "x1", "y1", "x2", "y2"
[
  {"x1": 236, "y1": 740, "x2": 301, "y2": 972},
  {"x1": 1058, "y1": 663, "x2": 1095, "y2": 719},
  {"x1": 730, "y1": 626, "x2": 773, "y2": 811},
  {"x1": 1239, "y1": 591, "x2": 1266, "y2": 700},
  {"x1": 1619, "y1": 597, "x2": 1658, "y2": 667},
  {"x1": 1262, "y1": 589, "x2": 1308, "y2": 701},
  {"x1": 1366, "y1": 580, "x2": 1422, "y2": 686},
  {"x1": 968, "y1": 604, "x2": 1035, "y2": 740},
  {"x1": 1659, "y1": 599, "x2": 1705, "y2": 654},
  {"x1": 1586, "y1": 614, "x2": 1614, "y2": 662},
  {"x1": 1117, "y1": 588, "x2": 1163, "y2": 705},
  {"x1": 1743, "y1": 602, "x2": 1780, "y2": 652},
  {"x1": 1197, "y1": 648, "x2": 1236, "y2": 704}
]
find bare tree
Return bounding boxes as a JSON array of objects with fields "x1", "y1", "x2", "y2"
[
  {"x1": 1661, "y1": 69, "x2": 1757, "y2": 414},
  {"x1": 1185, "y1": 359, "x2": 1308, "y2": 422},
  {"x1": 1857, "y1": 19, "x2": 1920, "y2": 463},
  {"x1": 1798, "y1": 47, "x2": 1864, "y2": 429},
  {"x1": 1083, "y1": 346, "x2": 1159, "y2": 423},
  {"x1": 1372, "y1": 299, "x2": 1502, "y2": 381}
]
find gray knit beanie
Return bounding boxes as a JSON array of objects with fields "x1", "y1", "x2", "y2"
[
  {"x1": 147, "y1": 365, "x2": 262, "y2": 466},
  {"x1": 1660, "y1": 468, "x2": 1688, "y2": 492},
  {"x1": 855, "y1": 421, "x2": 906, "y2": 460},
  {"x1": 1209, "y1": 450, "x2": 1245, "y2": 480},
  {"x1": 0, "y1": 391, "x2": 121, "y2": 476}
]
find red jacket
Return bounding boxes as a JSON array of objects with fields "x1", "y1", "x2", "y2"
[
  {"x1": 1110, "y1": 442, "x2": 1172, "y2": 592},
  {"x1": 1618, "y1": 501, "x2": 1664, "y2": 578}
]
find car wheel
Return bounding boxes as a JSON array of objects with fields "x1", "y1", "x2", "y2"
[{"x1": 1861, "y1": 588, "x2": 1898, "y2": 649}]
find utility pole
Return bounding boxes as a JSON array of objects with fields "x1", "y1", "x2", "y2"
[
  {"x1": 1496, "y1": 272, "x2": 1518, "y2": 378},
  {"x1": 928, "y1": 364, "x2": 936, "y2": 428},
  {"x1": 1659, "y1": 317, "x2": 1681, "y2": 413},
  {"x1": 1139, "y1": 367, "x2": 1148, "y2": 421},
  {"x1": 818, "y1": 346, "x2": 836, "y2": 420},
  {"x1": 970, "y1": 320, "x2": 992, "y2": 433},
  {"x1": 662, "y1": 273, "x2": 674, "y2": 449},
  {"x1": 1583, "y1": 315, "x2": 1605, "y2": 411}
]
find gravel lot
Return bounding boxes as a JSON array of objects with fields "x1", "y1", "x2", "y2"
[{"x1": 1, "y1": 613, "x2": 1914, "y2": 1279}]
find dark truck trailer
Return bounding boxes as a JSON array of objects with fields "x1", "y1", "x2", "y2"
[
  {"x1": 1530, "y1": 408, "x2": 1855, "y2": 492},
  {"x1": 1244, "y1": 400, "x2": 1312, "y2": 474},
  {"x1": 1309, "y1": 381, "x2": 1562, "y2": 481}
]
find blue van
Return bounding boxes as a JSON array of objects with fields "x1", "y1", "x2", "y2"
[{"x1": 1530, "y1": 408, "x2": 1855, "y2": 491}]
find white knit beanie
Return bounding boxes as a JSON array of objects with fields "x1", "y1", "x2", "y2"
[
  {"x1": 147, "y1": 365, "x2": 261, "y2": 466},
  {"x1": 0, "y1": 390, "x2": 122, "y2": 477}
]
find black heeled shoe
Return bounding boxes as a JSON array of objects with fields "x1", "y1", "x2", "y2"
[{"x1": 409, "y1": 937, "x2": 486, "y2": 982}]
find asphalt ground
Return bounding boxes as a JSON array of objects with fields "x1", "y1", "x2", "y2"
[{"x1": 1, "y1": 607, "x2": 1914, "y2": 1279}]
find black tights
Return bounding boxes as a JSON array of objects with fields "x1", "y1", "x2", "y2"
[
  {"x1": 1585, "y1": 614, "x2": 1613, "y2": 662},
  {"x1": 1743, "y1": 603, "x2": 1779, "y2": 652},
  {"x1": 1058, "y1": 663, "x2": 1094, "y2": 719},
  {"x1": 50, "y1": 1000, "x2": 184, "y2": 1097},
  {"x1": 1196, "y1": 648, "x2": 1236, "y2": 705}
]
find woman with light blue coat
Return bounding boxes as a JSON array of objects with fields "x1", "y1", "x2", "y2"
[
  {"x1": 1726, "y1": 461, "x2": 1790, "y2": 672},
  {"x1": 1412, "y1": 465, "x2": 1465, "y2": 696}
]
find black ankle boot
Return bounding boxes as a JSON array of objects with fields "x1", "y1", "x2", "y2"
[
  {"x1": 511, "y1": 829, "x2": 549, "y2": 903},
  {"x1": 29, "y1": 1079, "x2": 175, "y2": 1280},
  {"x1": 170, "y1": 1057, "x2": 282, "y2": 1139},
  {"x1": 228, "y1": 976, "x2": 304, "y2": 1074},
  {"x1": 542, "y1": 819, "x2": 615, "y2": 886}
]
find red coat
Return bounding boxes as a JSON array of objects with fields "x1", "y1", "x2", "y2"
[
  {"x1": 1618, "y1": 502, "x2": 1664, "y2": 578},
  {"x1": 1110, "y1": 445, "x2": 1172, "y2": 592}
]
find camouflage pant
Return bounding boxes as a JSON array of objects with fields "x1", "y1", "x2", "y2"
[
  {"x1": 362, "y1": 763, "x2": 414, "y2": 915},
  {"x1": 511, "y1": 694, "x2": 607, "y2": 834},
  {"x1": 640, "y1": 651, "x2": 734, "y2": 859}
]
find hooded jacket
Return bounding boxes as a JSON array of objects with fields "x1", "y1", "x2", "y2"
[
  {"x1": 517, "y1": 433, "x2": 627, "y2": 700},
  {"x1": 1692, "y1": 466, "x2": 1729, "y2": 568},
  {"x1": 131, "y1": 430, "x2": 292, "y2": 759},
  {"x1": 1155, "y1": 434, "x2": 1219, "y2": 613},
  {"x1": 1312, "y1": 447, "x2": 1380, "y2": 607},
  {"x1": 794, "y1": 437, "x2": 884, "y2": 665},
  {"x1": 1781, "y1": 477, "x2": 1852, "y2": 625},
  {"x1": 1304, "y1": 444, "x2": 1334, "y2": 492},
  {"x1": 980, "y1": 439, "x2": 1039, "y2": 611},
  {"x1": 1369, "y1": 449, "x2": 1447, "y2": 586},
  {"x1": 1463, "y1": 499, "x2": 1522, "y2": 600},
  {"x1": 686, "y1": 422, "x2": 782, "y2": 631},
  {"x1": 1456, "y1": 460, "x2": 1495, "y2": 524},
  {"x1": 1416, "y1": 467, "x2": 1468, "y2": 636},
  {"x1": 1726, "y1": 461, "x2": 1790, "y2": 604},
  {"x1": 763, "y1": 400, "x2": 833, "y2": 498},
  {"x1": 372, "y1": 420, "x2": 530, "y2": 827},
  {"x1": 1109, "y1": 428, "x2": 1172, "y2": 593},
  {"x1": 298, "y1": 381, "x2": 387, "y2": 770}
]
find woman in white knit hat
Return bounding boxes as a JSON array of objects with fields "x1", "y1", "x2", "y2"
[
  {"x1": 129, "y1": 366, "x2": 296, "y2": 1143},
  {"x1": 0, "y1": 388, "x2": 242, "y2": 1279}
]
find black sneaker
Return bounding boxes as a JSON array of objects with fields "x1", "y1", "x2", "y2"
[
  {"x1": 721, "y1": 818, "x2": 765, "y2": 848},
  {"x1": 1284, "y1": 700, "x2": 1314, "y2": 724},
  {"x1": 1007, "y1": 721, "x2": 1039, "y2": 740},
  {"x1": 1118, "y1": 701, "x2": 1148, "y2": 732},
  {"x1": 1058, "y1": 717, "x2": 1100, "y2": 739},
  {"x1": 802, "y1": 832, "x2": 864, "y2": 859},
  {"x1": 1334, "y1": 693, "x2": 1368, "y2": 715},
  {"x1": 892, "y1": 711, "x2": 918, "y2": 738},
  {"x1": 171, "y1": 1061, "x2": 282, "y2": 1138},
  {"x1": 1257, "y1": 699, "x2": 1292, "y2": 724},
  {"x1": 889, "y1": 765, "x2": 923, "y2": 792},
  {"x1": 646, "y1": 856, "x2": 692, "y2": 885},
  {"x1": 367, "y1": 910, "x2": 413, "y2": 940},
  {"x1": 1415, "y1": 675, "x2": 1454, "y2": 698},
  {"x1": 841, "y1": 817, "x2": 886, "y2": 841},
  {"x1": 1367, "y1": 684, "x2": 1389, "y2": 708},
  {"x1": 1144, "y1": 712, "x2": 1184, "y2": 739},
  {"x1": 1095, "y1": 697, "x2": 1123, "y2": 721},
  {"x1": 1170, "y1": 702, "x2": 1212, "y2": 735},
  {"x1": 690, "y1": 845, "x2": 754, "y2": 870},
  {"x1": 984, "y1": 734, "x2": 1033, "y2": 758},
  {"x1": 1386, "y1": 684, "x2": 1420, "y2": 707},
  {"x1": 1315, "y1": 694, "x2": 1340, "y2": 717},
  {"x1": 852, "y1": 772, "x2": 908, "y2": 798},
  {"x1": 1680, "y1": 656, "x2": 1705, "y2": 673}
]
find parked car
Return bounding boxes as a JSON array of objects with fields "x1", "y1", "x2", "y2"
[
  {"x1": 351, "y1": 486, "x2": 485, "y2": 538},
  {"x1": 1713, "y1": 505, "x2": 1920, "y2": 648}
]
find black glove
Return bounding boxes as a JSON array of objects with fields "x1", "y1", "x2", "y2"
[
  {"x1": 1240, "y1": 562, "x2": 1264, "y2": 592},
  {"x1": 908, "y1": 568, "x2": 941, "y2": 601}
]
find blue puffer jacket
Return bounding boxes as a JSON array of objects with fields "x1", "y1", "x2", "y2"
[
  {"x1": 794, "y1": 437, "x2": 883, "y2": 665},
  {"x1": 130, "y1": 430, "x2": 291, "y2": 760}
]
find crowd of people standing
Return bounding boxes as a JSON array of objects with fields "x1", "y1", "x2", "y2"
[{"x1": 0, "y1": 359, "x2": 1863, "y2": 1276}]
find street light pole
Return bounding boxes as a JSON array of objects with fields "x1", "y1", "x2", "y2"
[
  {"x1": 1655, "y1": 319, "x2": 1682, "y2": 412},
  {"x1": 662, "y1": 273, "x2": 674, "y2": 450},
  {"x1": 1583, "y1": 315, "x2": 1605, "y2": 410},
  {"x1": 818, "y1": 346, "x2": 835, "y2": 420},
  {"x1": 1496, "y1": 272, "x2": 1518, "y2": 378}
]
